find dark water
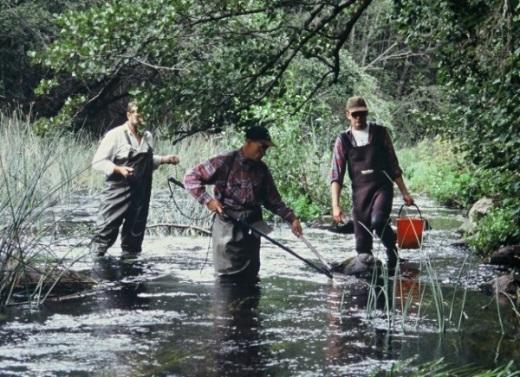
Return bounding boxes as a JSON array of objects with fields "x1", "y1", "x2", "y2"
[{"x1": 0, "y1": 195, "x2": 519, "y2": 376}]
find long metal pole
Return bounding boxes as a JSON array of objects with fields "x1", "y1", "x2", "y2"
[
  {"x1": 300, "y1": 235, "x2": 333, "y2": 271},
  {"x1": 225, "y1": 213, "x2": 333, "y2": 279}
]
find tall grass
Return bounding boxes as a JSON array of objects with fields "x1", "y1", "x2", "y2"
[
  {"x1": 0, "y1": 111, "x2": 100, "y2": 306},
  {"x1": 362, "y1": 220, "x2": 467, "y2": 334},
  {"x1": 376, "y1": 358, "x2": 520, "y2": 377},
  {"x1": 0, "y1": 111, "x2": 101, "y2": 201}
]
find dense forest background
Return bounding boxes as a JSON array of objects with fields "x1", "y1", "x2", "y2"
[{"x1": 1, "y1": 0, "x2": 518, "y2": 255}]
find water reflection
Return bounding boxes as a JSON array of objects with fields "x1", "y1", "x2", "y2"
[
  {"x1": 212, "y1": 282, "x2": 268, "y2": 377},
  {"x1": 325, "y1": 279, "x2": 397, "y2": 369},
  {"x1": 91, "y1": 257, "x2": 150, "y2": 309},
  {"x1": 394, "y1": 264, "x2": 422, "y2": 316}
]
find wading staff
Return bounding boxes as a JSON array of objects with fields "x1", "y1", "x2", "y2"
[
  {"x1": 225, "y1": 213, "x2": 333, "y2": 279},
  {"x1": 299, "y1": 235, "x2": 333, "y2": 272},
  {"x1": 167, "y1": 176, "x2": 333, "y2": 279}
]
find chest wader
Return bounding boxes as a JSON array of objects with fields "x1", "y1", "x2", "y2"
[
  {"x1": 212, "y1": 153, "x2": 263, "y2": 282},
  {"x1": 342, "y1": 127, "x2": 398, "y2": 268},
  {"x1": 91, "y1": 136, "x2": 154, "y2": 257}
]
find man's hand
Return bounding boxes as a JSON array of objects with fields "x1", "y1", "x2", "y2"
[
  {"x1": 332, "y1": 205, "x2": 345, "y2": 223},
  {"x1": 206, "y1": 199, "x2": 224, "y2": 214},
  {"x1": 114, "y1": 166, "x2": 134, "y2": 178},
  {"x1": 291, "y1": 218, "x2": 303, "y2": 237},
  {"x1": 403, "y1": 193, "x2": 414, "y2": 206},
  {"x1": 162, "y1": 155, "x2": 180, "y2": 165}
]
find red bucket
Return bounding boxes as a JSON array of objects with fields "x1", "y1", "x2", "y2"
[{"x1": 396, "y1": 204, "x2": 426, "y2": 249}]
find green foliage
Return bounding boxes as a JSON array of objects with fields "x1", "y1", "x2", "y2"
[
  {"x1": 399, "y1": 138, "x2": 520, "y2": 255},
  {"x1": 32, "y1": 94, "x2": 86, "y2": 135},
  {"x1": 32, "y1": 0, "x2": 375, "y2": 135},
  {"x1": 395, "y1": 0, "x2": 519, "y2": 176},
  {"x1": 395, "y1": 0, "x2": 520, "y2": 253},
  {"x1": 266, "y1": 115, "x2": 331, "y2": 220},
  {"x1": 469, "y1": 206, "x2": 520, "y2": 256},
  {"x1": 399, "y1": 138, "x2": 480, "y2": 208},
  {"x1": 0, "y1": 1, "x2": 93, "y2": 108}
]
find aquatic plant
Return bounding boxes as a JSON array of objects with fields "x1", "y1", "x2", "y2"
[
  {"x1": 361, "y1": 222, "x2": 472, "y2": 334},
  {"x1": 0, "y1": 112, "x2": 97, "y2": 306},
  {"x1": 447, "y1": 255, "x2": 469, "y2": 328},
  {"x1": 376, "y1": 358, "x2": 520, "y2": 377}
]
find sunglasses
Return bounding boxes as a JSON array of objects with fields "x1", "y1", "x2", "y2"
[{"x1": 350, "y1": 111, "x2": 368, "y2": 118}]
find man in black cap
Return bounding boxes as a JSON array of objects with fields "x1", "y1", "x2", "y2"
[
  {"x1": 184, "y1": 125, "x2": 303, "y2": 281},
  {"x1": 330, "y1": 96, "x2": 413, "y2": 273}
]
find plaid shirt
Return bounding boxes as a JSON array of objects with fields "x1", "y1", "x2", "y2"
[
  {"x1": 184, "y1": 149, "x2": 296, "y2": 222},
  {"x1": 330, "y1": 123, "x2": 402, "y2": 185}
]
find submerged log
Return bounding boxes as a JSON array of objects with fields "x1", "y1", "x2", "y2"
[
  {"x1": 146, "y1": 222, "x2": 211, "y2": 235},
  {"x1": 4, "y1": 262, "x2": 97, "y2": 304}
]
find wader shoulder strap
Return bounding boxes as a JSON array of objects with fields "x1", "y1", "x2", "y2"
[
  {"x1": 123, "y1": 130, "x2": 132, "y2": 147},
  {"x1": 339, "y1": 131, "x2": 352, "y2": 153},
  {"x1": 370, "y1": 123, "x2": 385, "y2": 143}
]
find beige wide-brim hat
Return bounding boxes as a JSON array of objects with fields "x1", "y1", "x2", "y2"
[{"x1": 346, "y1": 96, "x2": 369, "y2": 112}]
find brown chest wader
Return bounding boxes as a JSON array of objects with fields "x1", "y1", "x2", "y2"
[
  {"x1": 342, "y1": 126, "x2": 398, "y2": 268},
  {"x1": 91, "y1": 133, "x2": 154, "y2": 256},
  {"x1": 212, "y1": 152, "x2": 263, "y2": 281}
]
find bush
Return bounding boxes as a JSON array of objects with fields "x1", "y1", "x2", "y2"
[
  {"x1": 469, "y1": 206, "x2": 520, "y2": 255},
  {"x1": 398, "y1": 138, "x2": 479, "y2": 208},
  {"x1": 398, "y1": 138, "x2": 520, "y2": 255}
]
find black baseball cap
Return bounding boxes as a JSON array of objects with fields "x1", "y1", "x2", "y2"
[{"x1": 245, "y1": 125, "x2": 275, "y2": 146}]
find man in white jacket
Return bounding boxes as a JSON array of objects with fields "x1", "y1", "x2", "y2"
[{"x1": 90, "y1": 101, "x2": 179, "y2": 258}]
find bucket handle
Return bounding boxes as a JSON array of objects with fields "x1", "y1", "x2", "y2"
[{"x1": 397, "y1": 203, "x2": 423, "y2": 219}]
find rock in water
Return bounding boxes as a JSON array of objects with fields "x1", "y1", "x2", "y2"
[
  {"x1": 489, "y1": 245, "x2": 520, "y2": 268},
  {"x1": 481, "y1": 274, "x2": 519, "y2": 302},
  {"x1": 331, "y1": 254, "x2": 381, "y2": 276}
]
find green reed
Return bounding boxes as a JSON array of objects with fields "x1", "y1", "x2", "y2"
[
  {"x1": 362, "y1": 220, "x2": 472, "y2": 334},
  {"x1": 0, "y1": 112, "x2": 97, "y2": 306},
  {"x1": 375, "y1": 358, "x2": 520, "y2": 377}
]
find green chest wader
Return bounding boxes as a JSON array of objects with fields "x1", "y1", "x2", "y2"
[
  {"x1": 91, "y1": 135, "x2": 154, "y2": 255},
  {"x1": 342, "y1": 127, "x2": 397, "y2": 266},
  {"x1": 212, "y1": 152, "x2": 263, "y2": 279}
]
